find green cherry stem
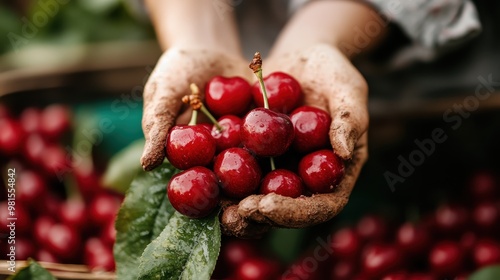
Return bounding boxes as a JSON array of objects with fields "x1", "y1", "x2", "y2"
[
  {"x1": 249, "y1": 52, "x2": 270, "y2": 109},
  {"x1": 188, "y1": 109, "x2": 198, "y2": 126},
  {"x1": 184, "y1": 83, "x2": 223, "y2": 131}
]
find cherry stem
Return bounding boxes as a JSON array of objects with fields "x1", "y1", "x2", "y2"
[
  {"x1": 200, "y1": 105, "x2": 223, "y2": 131},
  {"x1": 188, "y1": 109, "x2": 198, "y2": 126},
  {"x1": 184, "y1": 83, "x2": 223, "y2": 131},
  {"x1": 249, "y1": 52, "x2": 270, "y2": 109},
  {"x1": 270, "y1": 157, "x2": 276, "y2": 171}
]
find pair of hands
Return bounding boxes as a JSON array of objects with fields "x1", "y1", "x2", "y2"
[{"x1": 140, "y1": 44, "x2": 369, "y2": 238}]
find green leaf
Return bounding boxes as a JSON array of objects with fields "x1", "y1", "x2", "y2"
[
  {"x1": 8, "y1": 259, "x2": 56, "y2": 280},
  {"x1": 102, "y1": 139, "x2": 145, "y2": 193},
  {"x1": 114, "y1": 163, "x2": 178, "y2": 280},
  {"x1": 137, "y1": 211, "x2": 221, "y2": 280},
  {"x1": 469, "y1": 265, "x2": 500, "y2": 280}
]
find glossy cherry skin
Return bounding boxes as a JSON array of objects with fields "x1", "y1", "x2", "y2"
[
  {"x1": 472, "y1": 201, "x2": 499, "y2": 231},
  {"x1": 213, "y1": 148, "x2": 261, "y2": 198},
  {"x1": 89, "y1": 193, "x2": 121, "y2": 227},
  {"x1": 361, "y1": 243, "x2": 402, "y2": 277},
  {"x1": 428, "y1": 241, "x2": 463, "y2": 277},
  {"x1": 396, "y1": 222, "x2": 430, "y2": 256},
  {"x1": 251, "y1": 72, "x2": 302, "y2": 114},
  {"x1": 17, "y1": 170, "x2": 47, "y2": 207},
  {"x1": 211, "y1": 115, "x2": 242, "y2": 153},
  {"x1": 259, "y1": 169, "x2": 304, "y2": 198},
  {"x1": 289, "y1": 106, "x2": 332, "y2": 154},
  {"x1": 241, "y1": 108, "x2": 294, "y2": 157},
  {"x1": 59, "y1": 199, "x2": 88, "y2": 231},
  {"x1": 205, "y1": 76, "x2": 253, "y2": 117},
  {"x1": 20, "y1": 107, "x2": 42, "y2": 134},
  {"x1": 39, "y1": 104, "x2": 71, "y2": 140},
  {"x1": 298, "y1": 149, "x2": 344, "y2": 193},
  {"x1": 13, "y1": 238, "x2": 35, "y2": 260},
  {"x1": 472, "y1": 239, "x2": 500, "y2": 268},
  {"x1": 235, "y1": 258, "x2": 281, "y2": 280},
  {"x1": 45, "y1": 223, "x2": 81, "y2": 260},
  {"x1": 22, "y1": 133, "x2": 48, "y2": 165},
  {"x1": 214, "y1": 239, "x2": 258, "y2": 278},
  {"x1": 40, "y1": 144, "x2": 71, "y2": 177},
  {"x1": 330, "y1": 227, "x2": 361, "y2": 260},
  {"x1": 167, "y1": 166, "x2": 220, "y2": 218},
  {"x1": 331, "y1": 261, "x2": 356, "y2": 280},
  {"x1": 0, "y1": 201, "x2": 31, "y2": 235},
  {"x1": 434, "y1": 204, "x2": 469, "y2": 236},
  {"x1": 101, "y1": 219, "x2": 117, "y2": 246},
  {"x1": 36, "y1": 249, "x2": 59, "y2": 263},
  {"x1": 34, "y1": 216, "x2": 56, "y2": 245},
  {"x1": 381, "y1": 272, "x2": 408, "y2": 280},
  {"x1": 165, "y1": 125, "x2": 216, "y2": 170},
  {"x1": 357, "y1": 215, "x2": 388, "y2": 242},
  {"x1": 407, "y1": 273, "x2": 438, "y2": 280},
  {"x1": 0, "y1": 118, "x2": 24, "y2": 156},
  {"x1": 84, "y1": 238, "x2": 115, "y2": 271}
]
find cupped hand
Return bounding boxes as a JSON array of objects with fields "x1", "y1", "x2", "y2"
[
  {"x1": 222, "y1": 44, "x2": 369, "y2": 237},
  {"x1": 140, "y1": 48, "x2": 251, "y2": 171}
]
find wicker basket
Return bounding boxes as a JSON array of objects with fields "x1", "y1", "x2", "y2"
[{"x1": 0, "y1": 261, "x2": 115, "y2": 279}]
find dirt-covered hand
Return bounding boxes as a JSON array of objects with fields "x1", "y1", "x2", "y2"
[
  {"x1": 223, "y1": 44, "x2": 369, "y2": 236},
  {"x1": 140, "y1": 48, "x2": 251, "y2": 171}
]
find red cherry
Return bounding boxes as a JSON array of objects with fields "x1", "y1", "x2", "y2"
[
  {"x1": 472, "y1": 239, "x2": 500, "y2": 268},
  {"x1": 330, "y1": 227, "x2": 361, "y2": 260},
  {"x1": 298, "y1": 149, "x2": 344, "y2": 194},
  {"x1": 36, "y1": 249, "x2": 59, "y2": 263},
  {"x1": 289, "y1": 106, "x2": 332, "y2": 154},
  {"x1": 259, "y1": 169, "x2": 304, "y2": 198},
  {"x1": 472, "y1": 201, "x2": 499, "y2": 231},
  {"x1": 361, "y1": 243, "x2": 402, "y2": 277},
  {"x1": 407, "y1": 273, "x2": 438, "y2": 280},
  {"x1": 101, "y1": 219, "x2": 117, "y2": 246},
  {"x1": 428, "y1": 241, "x2": 463, "y2": 277},
  {"x1": 381, "y1": 272, "x2": 408, "y2": 280},
  {"x1": 89, "y1": 193, "x2": 121, "y2": 227},
  {"x1": 22, "y1": 133, "x2": 48, "y2": 165},
  {"x1": 331, "y1": 261, "x2": 356, "y2": 280},
  {"x1": 434, "y1": 204, "x2": 469, "y2": 235},
  {"x1": 34, "y1": 216, "x2": 56, "y2": 245},
  {"x1": 17, "y1": 170, "x2": 47, "y2": 207},
  {"x1": 221, "y1": 239, "x2": 258, "y2": 268},
  {"x1": 45, "y1": 223, "x2": 81, "y2": 260},
  {"x1": 59, "y1": 199, "x2": 87, "y2": 231},
  {"x1": 459, "y1": 231, "x2": 477, "y2": 252},
  {"x1": 73, "y1": 166, "x2": 103, "y2": 200},
  {"x1": 235, "y1": 258, "x2": 281, "y2": 280},
  {"x1": 20, "y1": 107, "x2": 41, "y2": 134},
  {"x1": 211, "y1": 115, "x2": 242, "y2": 153},
  {"x1": 39, "y1": 104, "x2": 71, "y2": 140},
  {"x1": 241, "y1": 108, "x2": 294, "y2": 157},
  {"x1": 396, "y1": 222, "x2": 430, "y2": 256},
  {"x1": 213, "y1": 148, "x2": 261, "y2": 198},
  {"x1": 84, "y1": 238, "x2": 115, "y2": 271},
  {"x1": 0, "y1": 118, "x2": 24, "y2": 156},
  {"x1": 40, "y1": 144, "x2": 71, "y2": 178},
  {"x1": 12, "y1": 238, "x2": 35, "y2": 260},
  {"x1": 165, "y1": 125, "x2": 216, "y2": 170},
  {"x1": 167, "y1": 166, "x2": 220, "y2": 218},
  {"x1": 205, "y1": 76, "x2": 253, "y2": 117},
  {"x1": 0, "y1": 201, "x2": 31, "y2": 235},
  {"x1": 468, "y1": 170, "x2": 497, "y2": 200},
  {"x1": 251, "y1": 72, "x2": 302, "y2": 114}
]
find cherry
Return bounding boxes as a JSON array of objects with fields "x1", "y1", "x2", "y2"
[
  {"x1": 89, "y1": 193, "x2": 121, "y2": 227},
  {"x1": 13, "y1": 238, "x2": 35, "y2": 260},
  {"x1": 22, "y1": 133, "x2": 48, "y2": 165},
  {"x1": 213, "y1": 148, "x2": 261, "y2": 198},
  {"x1": 59, "y1": 199, "x2": 87, "y2": 231},
  {"x1": 17, "y1": 170, "x2": 47, "y2": 207},
  {"x1": 434, "y1": 204, "x2": 468, "y2": 235},
  {"x1": 235, "y1": 258, "x2": 281, "y2": 280},
  {"x1": 396, "y1": 222, "x2": 430, "y2": 256},
  {"x1": 73, "y1": 166, "x2": 102, "y2": 200},
  {"x1": 330, "y1": 227, "x2": 361, "y2": 260},
  {"x1": 251, "y1": 72, "x2": 302, "y2": 114},
  {"x1": 259, "y1": 169, "x2": 304, "y2": 198},
  {"x1": 101, "y1": 219, "x2": 117, "y2": 246},
  {"x1": 34, "y1": 216, "x2": 56, "y2": 245},
  {"x1": 167, "y1": 166, "x2": 220, "y2": 218},
  {"x1": 472, "y1": 201, "x2": 499, "y2": 232},
  {"x1": 165, "y1": 125, "x2": 216, "y2": 170},
  {"x1": 0, "y1": 201, "x2": 31, "y2": 235},
  {"x1": 0, "y1": 104, "x2": 10, "y2": 118},
  {"x1": 240, "y1": 108, "x2": 294, "y2": 157},
  {"x1": 459, "y1": 231, "x2": 477, "y2": 252},
  {"x1": 289, "y1": 106, "x2": 332, "y2": 154},
  {"x1": 331, "y1": 260, "x2": 356, "y2": 280},
  {"x1": 361, "y1": 243, "x2": 402, "y2": 277},
  {"x1": 298, "y1": 149, "x2": 344, "y2": 194},
  {"x1": 467, "y1": 170, "x2": 497, "y2": 200},
  {"x1": 221, "y1": 239, "x2": 258, "y2": 268},
  {"x1": 205, "y1": 76, "x2": 253, "y2": 117},
  {"x1": 472, "y1": 239, "x2": 500, "y2": 268},
  {"x1": 211, "y1": 115, "x2": 242, "y2": 153},
  {"x1": 381, "y1": 272, "x2": 408, "y2": 280},
  {"x1": 84, "y1": 237, "x2": 115, "y2": 271},
  {"x1": 428, "y1": 241, "x2": 463, "y2": 277},
  {"x1": 20, "y1": 107, "x2": 41, "y2": 134},
  {"x1": 407, "y1": 273, "x2": 438, "y2": 280},
  {"x1": 40, "y1": 144, "x2": 71, "y2": 177},
  {"x1": 0, "y1": 118, "x2": 24, "y2": 156},
  {"x1": 45, "y1": 223, "x2": 81, "y2": 260},
  {"x1": 39, "y1": 104, "x2": 71, "y2": 140},
  {"x1": 36, "y1": 249, "x2": 59, "y2": 263}
]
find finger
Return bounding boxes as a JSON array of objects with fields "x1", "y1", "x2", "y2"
[
  {"x1": 220, "y1": 205, "x2": 270, "y2": 238},
  {"x1": 259, "y1": 133, "x2": 368, "y2": 227},
  {"x1": 238, "y1": 195, "x2": 269, "y2": 224}
]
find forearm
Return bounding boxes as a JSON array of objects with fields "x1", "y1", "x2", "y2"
[
  {"x1": 270, "y1": 1, "x2": 385, "y2": 58},
  {"x1": 144, "y1": 0, "x2": 242, "y2": 55}
]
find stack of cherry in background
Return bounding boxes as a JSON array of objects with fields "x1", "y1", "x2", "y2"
[
  {"x1": 166, "y1": 67, "x2": 345, "y2": 218},
  {"x1": 0, "y1": 104, "x2": 122, "y2": 271},
  {"x1": 209, "y1": 171, "x2": 500, "y2": 280}
]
